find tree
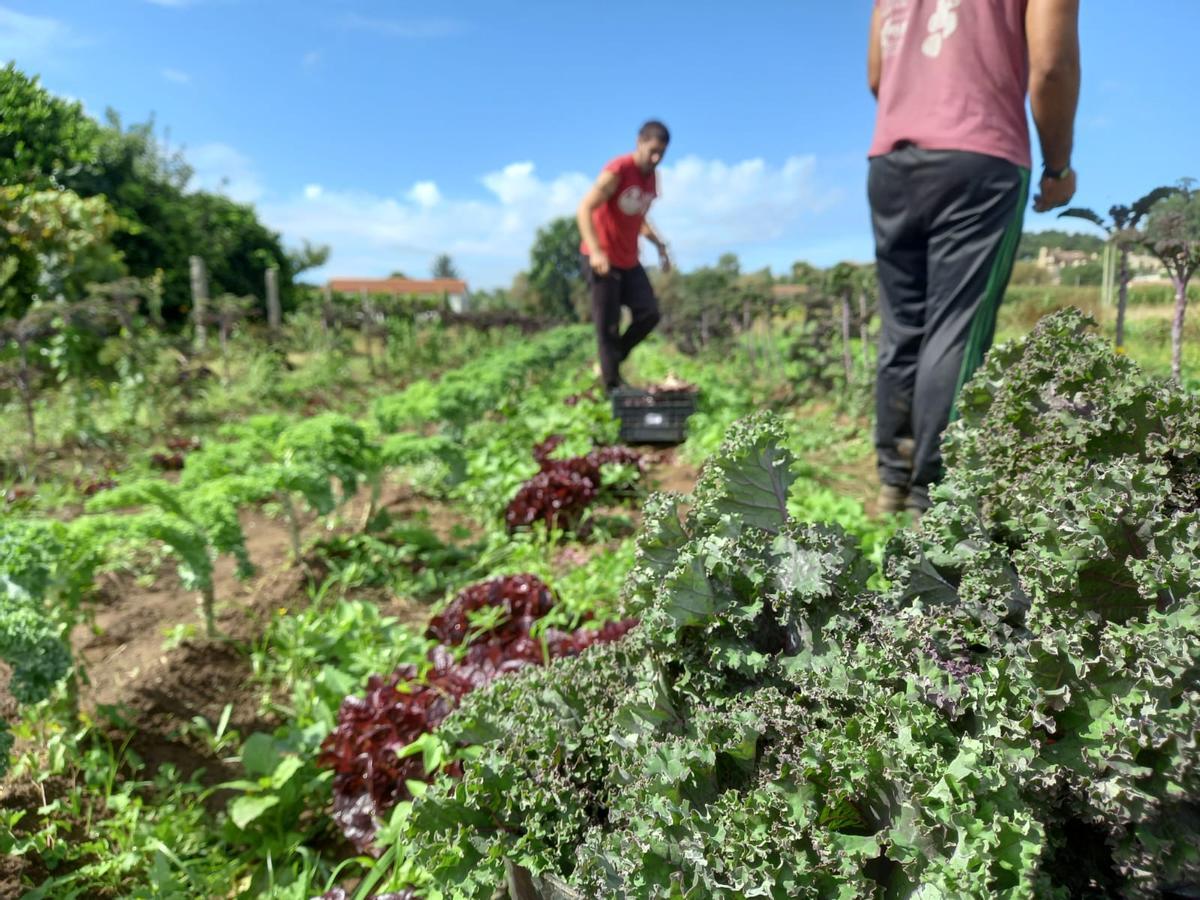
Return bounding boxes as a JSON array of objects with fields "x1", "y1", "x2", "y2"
[
  {"x1": 528, "y1": 217, "x2": 584, "y2": 319},
  {"x1": 59, "y1": 107, "x2": 297, "y2": 322},
  {"x1": 0, "y1": 67, "x2": 121, "y2": 315},
  {"x1": 670, "y1": 261, "x2": 740, "y2": 351},
  {"x1": 715, "y1": 253, "x2": 741, "y2": 277},
  {"x1": 287, "y1": 240, "x2": 331, "y2": 277},
  {"x1": 191, "y1": 192, "x2": 294, "y2": 314},
  {"x1": 62, "y1": 112, "x2": 198, "y2": 318},
  {"x1": 0, "y1": 64, "x2": 99, "y2": 188},
  {"x1": 1060, "y1": 186, "x2": 1178, "y2": 348},
  {"x1": 431, "y1": 254, "x2": 460, "y2": 280},
  {"x1": 790, "y1": 261, "x2": 823, "y2": 287},
  {"x1": 1143, "y1": 182, "x2": 1200, "y2": 381},
  {"x1": 0, "y1": 185, "x2": 122, "y2": 317}
]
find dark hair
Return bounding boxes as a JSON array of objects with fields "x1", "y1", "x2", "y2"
[{"x1": 638, "y1": 120, "x2": 670, "y2": 145}]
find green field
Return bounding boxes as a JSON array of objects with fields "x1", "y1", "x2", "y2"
[{"x1": 3, "y1": 280, "x2": 1199, "y2": 898}]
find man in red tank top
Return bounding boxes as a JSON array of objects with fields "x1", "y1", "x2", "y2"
[{"x1": 577, "y1": 121, "x2": 672, "y2": 392}]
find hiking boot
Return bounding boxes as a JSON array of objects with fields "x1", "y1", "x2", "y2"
[
  {"x1": 878, "y1": 484, "x2": 909, "y2": 514},
  {"x1": 906, "y1": 486, "x2": 930, "y2": 525}
]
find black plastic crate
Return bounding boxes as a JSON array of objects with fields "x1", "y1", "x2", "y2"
[{"x1": 611, "y1": 387, "x2": 698, "y2": 445}]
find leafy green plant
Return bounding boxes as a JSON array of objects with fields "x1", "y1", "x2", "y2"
[
  {"x1": 396, "y1": 316, "x2": 1200, "y2": 898},
  {"x1": 0, "y1": 295, "x2": 133, "y2": 453},
  {"x1": 313, "y1": 523, "x2": 482, "y2": 601},
  {"x1": 0, "y1": 518, "x2": 103, "y2": 765},
  {"x1": 1060, "y1": 185, "x2": 1179, "y2": 348},
  {"x1": 181, "y1": 411, "x2": 378, "y2": 558},
  {"x1": 80, "y1": 477, "x2": 258, "y2": 637},
  {"x1": 1142, "y1": 182, "x2": 1200, "y2": 381},
  {"x1": 218, "y1": 732, "x2": 334, "y2": 867},
  {"x1": 371, "y1": 326, "x2": 588, "y2": 435}
]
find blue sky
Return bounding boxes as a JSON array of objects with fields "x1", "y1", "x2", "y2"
[{"x1": 3, "y1": 1, "x2": 1197, "y2": 288}]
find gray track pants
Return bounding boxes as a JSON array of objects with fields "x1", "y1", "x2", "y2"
[{"x1": 869, "y1": 145, "x2": 1029, "y2": 509}]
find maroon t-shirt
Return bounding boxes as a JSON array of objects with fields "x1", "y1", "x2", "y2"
[
  {"x1": 870, "y1": 0, "x2": 1032, "y2": 169},
  {"x1": 580, "y1": 154, "x2": 657, "y2": 269}
]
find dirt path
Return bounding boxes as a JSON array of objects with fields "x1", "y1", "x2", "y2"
[
  {"x1": 646, "y1": 446, "x2": 701, "y2": 496},
  {"x1": 69, "y1": 482, "x2": 472, "y2": 761}
]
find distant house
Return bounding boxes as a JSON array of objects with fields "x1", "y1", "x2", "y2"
[
  {"x1": 1126, "y1": 252, "x2": 1166, "y2": 276},
  {"x1": 327, "y1": 278, "x2": 470, "y2": 313},
  {"x1": 1036, "y1": 247, "x2": 1094, "y2": 271}
]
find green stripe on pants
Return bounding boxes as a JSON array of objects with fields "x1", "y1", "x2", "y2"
[{"x1": 949, "y1": 166, "x2": 1031, "y2": 421}]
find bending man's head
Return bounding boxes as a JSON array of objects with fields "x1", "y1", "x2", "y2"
[{"x1": 635, "y1": 120, "x2": 670, "y2": 171}]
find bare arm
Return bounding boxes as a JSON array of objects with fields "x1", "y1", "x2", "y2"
[
  {"x1": 1027, "y1": 0, "x2": 1081, "y2": 210},
  {"x1": 639, "y1": 219, "x2": 665, "y2": 250},
  {"x1": 577, "y1": 170, "x2": 619, "y2": 274},
  {"x1": 640, "y1": 219, "x2": 671, "y2": 272},
  {"x1": 868, "y1": 6, "x2": 882, "y2": 98}
]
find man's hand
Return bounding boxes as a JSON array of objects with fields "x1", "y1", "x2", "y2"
[
  {"x1": 590, "y1": 250, "x2": 612, "y2": 277},
  {"x1": 658, "y1": 245, "x2": 672, "y2": 273},
  {"x1": 1034, "y1": 168, "x2": 1077, "y2": 212}
]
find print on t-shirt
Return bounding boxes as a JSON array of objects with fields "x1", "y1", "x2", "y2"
[
  {"x1": 870, "y1": 0, "x2": 1031, "y2": 169},
  {"x1": 880, "y1": 0, "x2": 912, "y2": 57},
  {"x1": 922, "y1": 0, "x2": 963, "y2": 58},
  {"x1": 617, "y1": 185, "x2": 654, "y2": 217}
]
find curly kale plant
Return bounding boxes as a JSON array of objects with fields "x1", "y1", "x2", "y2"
[
  {"x1": 0, "y1": 519, "x2": 102, "y2": 773},
  {"x1": 399, "y1": 311, "x2": 1199, "y2": 899}
]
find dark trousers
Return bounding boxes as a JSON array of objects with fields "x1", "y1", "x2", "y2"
[
  {"x1": 581, "y1": 255, "x2": 661, "y2": 388},
  {"x1": 869, "y1": 146, "x2": 1029, "y2": 508}
]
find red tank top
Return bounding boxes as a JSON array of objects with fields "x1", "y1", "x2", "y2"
[{"x1": 580, "y1": 154, "x2": 657, "y2": 269}]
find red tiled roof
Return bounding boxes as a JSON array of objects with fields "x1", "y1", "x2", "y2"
[{"x1": 328, "y1": 278, "x2": 468, "y2": 296}]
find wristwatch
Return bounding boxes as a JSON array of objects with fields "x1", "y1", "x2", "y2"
[{"x1": 1042, "y1": 162, "x2": 1073, "y2": 182}]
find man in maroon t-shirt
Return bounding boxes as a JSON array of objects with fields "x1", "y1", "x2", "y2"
[{"x1": 577, "y1": 120, "x2": 672, "y2": 392}]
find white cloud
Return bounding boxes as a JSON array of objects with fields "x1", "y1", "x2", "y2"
[
  {"x1": 302, "y1": 50, "x2": 322, "y2": 68},
  {"x1": 340, "y1": 13, "x2": 464, "y2": 39},
  {"x1": 407, "y1": 180, "x2": 442, "y2": 208},
  {"x1": 258, "y1": 154, "x2": 839, "y2": 287},
  {"x1": 186, "y1": 142, "x2": 264, "y2": 204},
  {"x1": 0, "y1": 6, "x2": 83, "y2": 64},
  {"x1": 161, "y1": 67, "x2": 191, "y2": 84},
  {"x1": 656, "y1": 155, "x2": 838, "y2": 249}
]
